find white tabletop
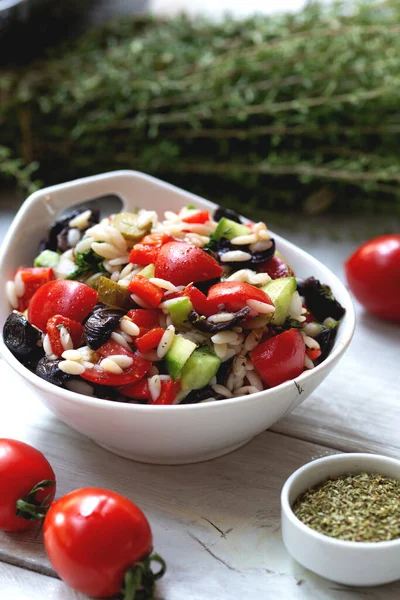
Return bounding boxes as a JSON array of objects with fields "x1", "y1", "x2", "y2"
[
  {"x1": 1, "y1": 1, "x2": 399, "y2": 597},
  {"x1": 0, "y1": 194, "x2": 399, "y2": 598}
]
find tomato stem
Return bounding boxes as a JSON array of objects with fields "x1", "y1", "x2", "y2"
[
  {"x1": 15, "y1": 479, "x2": 55, "y2": 522},
  {"x1": 122, "y1": 553, "x2": 166, "y2": 600}
]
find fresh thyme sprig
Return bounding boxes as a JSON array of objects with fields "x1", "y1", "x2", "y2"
[{"x1": 2, "y1": 1, "x2": 400, "y2": 219}]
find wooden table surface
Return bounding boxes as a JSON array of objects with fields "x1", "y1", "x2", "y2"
[{"x1": 0, "y1": 195, "x2": 399, "y2": 599}]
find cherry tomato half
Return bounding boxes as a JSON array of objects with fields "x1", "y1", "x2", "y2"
[
  {"x1": 155, "y1": 242, "x2": 223, "y2": 286},
  {"x1": 345, "y1": 234, "x2": 400, "y2": 322},
  {"x1": 250, "y1": 328, "x2": 305, "y2": 388},
  {"x1": 28, "y1": 280, "x2": 98, "y2": 331},
  {"x1": 44, "y1": 488, "x2": 155, "y2": 598},
  {"x1": 0, "y1": 439, "x2": 56, "y2": 532},
  {"x1": 81, "y1": 340, "x2": 151, "y2": 386},
  {"x1": 207, "y1": 281, "x2": 273, "y2": 313}
]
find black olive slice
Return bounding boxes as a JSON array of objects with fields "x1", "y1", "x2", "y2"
[
  {"x1": 83, "y1": 307, "x2": 124, "y2": 350},
  {"x1": 3, "y1": 312, "x2": 42, "y2": 359}
]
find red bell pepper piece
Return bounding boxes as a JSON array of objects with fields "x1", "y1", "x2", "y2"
[
  {"x1": 126, "y1": 309, "x2": 160, "y2": 335},
  {"x1": 150, "y1": 379, "x2": 181, "y2": 405},
  {"x1": 135, "y1": 327, "x2": 165, "y2": 354},
  {"x1": 16, "y1": 267, "x2": 54, "y2": 312},
  {"x1": 118, "y1": 378, "x2": 150, "y2": 400},
  {"x1": 128, "y1": 275, "x2": 164, "y2": 308},
  {"x1": 184, "y1": 283, "x2": 214, "y2": 317},
  {"x1": 306, "y1": 347, "x2": 322, "y2": 362},
  {"x1": 46, "y1": 315, "x2": 84, "y2": 357}
]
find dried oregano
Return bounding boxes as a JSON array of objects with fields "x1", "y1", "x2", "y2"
[{"x1": 293, "y1": 472, "x2": 400, "y2": 542}]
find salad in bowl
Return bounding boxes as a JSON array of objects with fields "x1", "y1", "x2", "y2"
[
  {"x1": 3, "y1": 191, "x2": 345, "y2": 406},
  {"x1": 0, "y1": 171, "x2": 354, "y2": 463}
]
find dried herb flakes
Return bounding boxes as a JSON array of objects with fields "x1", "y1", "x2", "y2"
[{"x1": 293, "y1": 472, "x2": 400, "y2": 543}]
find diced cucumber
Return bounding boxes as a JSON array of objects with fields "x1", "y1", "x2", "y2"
[
  {"x1": 138, "y1": 263, "x2": 155, "y2": 279},
  {"x1": 214, "y1": 217, "x2": 250, "y2": 241},
  {"x1": 34, "y1": 249, "x2": 60, "y2": 269},
  {"x1": 165, "y1": 335, "x2": 197, "y2": 380},
  {"x1": 261, "y1": 277, "x2": 297, "y2": 325},
  {"x1": 180, "y1": 348, "x2": 221, "y2": 391},
  {"x1": 97, "y1": 276, "x2": 133, "y2": 310},
  {"x1": 168, "y1": 297, "x2": 193, "y2": 328}
]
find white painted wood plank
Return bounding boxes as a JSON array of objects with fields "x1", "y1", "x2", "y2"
[
  {"x1": 0, "y1": 562, "x2": 84, "y2": 600},
  {"x1": 1, "y1": 366, "x2": 400, "y2": 598}
]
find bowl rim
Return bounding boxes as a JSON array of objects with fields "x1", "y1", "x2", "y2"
[
  {"x1": 281, "y1": 452, "x2": 400, "y2": 549},
  {"x1": 0, "y1": 170, "x2": 356, "y2": 412}
]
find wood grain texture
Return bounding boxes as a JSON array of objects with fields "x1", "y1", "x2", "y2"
[
  {"x1": 1, "y1": 204, "x2": 400, "y2": 597},
  {"x1": 1, "y1": 365, "x2": 400, "y2": 598},
  {"x1": 0, "y1": 562, "x2": 84, "y2": 599}
]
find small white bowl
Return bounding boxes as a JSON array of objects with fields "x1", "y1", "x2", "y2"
[
  {"x1": 281, "y1": 453, "x2": 400, "y2": 587},
  {"x1": 0, "y1": 171, "x2": 355, "y2": 464}
]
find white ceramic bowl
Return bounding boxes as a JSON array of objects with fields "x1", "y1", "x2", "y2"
[
  {"x1": 0, "y1": 171, "x2": 355, "y2": 464},
  {"x1": 281, "y1": 453, "x2": 400, "y2": 586}
]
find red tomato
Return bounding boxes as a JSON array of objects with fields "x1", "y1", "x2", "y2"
[
  {"x1": 135, "y1": 328, "x2": 165, "y2": 354},
  {"x1": 184, "y1": 283, "x2": 214, "y2": 317},
  {"x1": 207, "y1": 281, "x2": 273, "y2": 313},
  {"x1": 44, "y1": 488, "x2": 164, "y2": 598},
  {"x1": 128, "y1": 275, "x2": 164, "y2": 308},
  {"x1": 258, "y1": 254, "x2": 294, "y2": 279},
  {"x1": 155, "y1": 242, "x2": 223, "y2": 286},
  {"x1": 129, "y1": 244, "x2": 158, "y2": 265},
  {"x1": 0, "y1": 439, "x2": 56, "y2": 532},
  {"x1": 129, "y1": 233, "x2": 173, "y2": 266},
  {"x1": 345, "y1": 234, "x2": 400, "y2": 321},
  {"x1": 181, "y1": 210, "x2": 210, "y2": 224},
  {"x1": 16, "y1": 267, "x2": 54, "y2": 312},
  {"x1": 28, "y1": 280, "x2": 98, "y2": 332},
  {"x1": 250, "y1": 328, "x2": 305, "y2": 388},
  {"x1": 81, "y1": 352, "x2": 151, "y2": 386},
  {"x1": 96, "y1": 338, "x2": 133, "y2": 358},
  {"x1": 140, "y1": 233, "x2": 174, "y2": 247},
  {"x1": 46, "y1": 315, "x2": 84, "y2": 357}
]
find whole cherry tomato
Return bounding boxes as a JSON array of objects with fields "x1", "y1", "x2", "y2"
[
  {"x1": 44, "y1": 488, "x2": 165, "y2": 598},
  {"x1": 28, "y1": 280, "x2": 98, "y2": 331},
  {"x1": 155, "y1": 241, "x2": 223, "y2": 286},
  {"x1": 0, "y1": 439, "x2": 55, "y2": 532},
  {"x1": 345, "y1": 234, "x2": 400, "y2": 321},
  {"x1": 250, "y1": 328, "x2": 305, "y2": 388}
]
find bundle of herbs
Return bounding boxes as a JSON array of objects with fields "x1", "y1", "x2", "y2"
[{"x1": 2, "y1": 0, "x2": 400, "y2": 220}]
